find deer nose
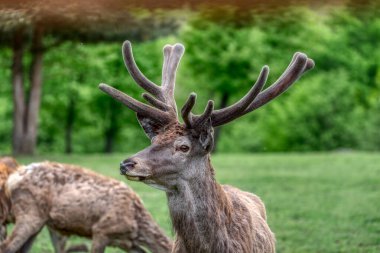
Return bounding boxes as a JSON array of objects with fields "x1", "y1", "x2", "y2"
[{"x1": 120, "y1": 159, "x2": 137, "y2": 175}]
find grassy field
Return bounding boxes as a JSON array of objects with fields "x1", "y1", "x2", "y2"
[{"x1": 10, "y1": 152, "x2": 380, "y2": 253}]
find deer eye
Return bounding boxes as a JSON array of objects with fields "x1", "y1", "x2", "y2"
[{"x1": 178, "y1": 145, "x2": 190, "y2": 153}]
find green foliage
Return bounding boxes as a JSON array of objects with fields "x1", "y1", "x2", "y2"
[
  {"x1": 0, "y1": 6, "x2": 379, "y2": 153},
  {"x1": 39, "y1": 41, "x2": 160, "y2": 153},
  {"x1": 182, "y1": 6, "x2": 380, "y2": 152},
  {"x1": 0, "y1": 48, "x2": 12, "y2": 154},
  {"x1": 182, "y1": 22, "x2": 267, "y2": 95},
  {"x1": 254, "y1": 71, "x2": 361, "y2": 151}
]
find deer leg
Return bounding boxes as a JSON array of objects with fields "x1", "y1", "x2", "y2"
[
  {"x1": 0, "y1": 224, "x2": 7, "y2": 242},
  {"x1": 90, "y1": 235, "x2": 108, "y2": 253},
  {"x1": 0, "y1": 218, "x2": 44, "y2": 253},
  {"x1": 18, "y1": 232, "x2": 39, "y2": 253},
  {"x1": 48, "y1": 227, "x2": 89, "y2": 253},
  {"x1": 48, "y1": 227, "x2": 67, "y2": 253},
  {"x1": 129, "y1": 245, "x2": 147, "y2": 253}
]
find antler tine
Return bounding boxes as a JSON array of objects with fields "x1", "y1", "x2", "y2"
[
  {"x1": 142, "y1": 93, "x2": 170, "y2": 111},
  {"x1": 273, "y1": 52, "x2": 313, "y2": 82},
  {"x1": 181, "y1": 93, "x2": 215, "y2": 130},
  {"x1": 305, "y1": 58, "x2": 315, "y2": 71},
  {"x1": 181, "y1": 93, "x2": 197, "y2": 128},
  {"x1": 244, "y1": 52, "x2": 313, "y2": 112},
  {"x1": 211, "y1": 53, "x2": 314, "y2": 127},
  {"x1": 193, "y1": 100, "x2": 214, "y2": 127},
  {"x1": 99, "y1": 83, "x2": 171, "y2": 124},
  {"x1": 162, "y1": 45, "x2": 173, "y2": 89},
  {"x1": 162, "y1": 44, "x2": 185, "y2": 98},
  {"x1": 122, "y1": 41, "x2": 163, "y2": 100},
  {"x1": 209, "y1": 66, "x2": 269, "y2": 126}
]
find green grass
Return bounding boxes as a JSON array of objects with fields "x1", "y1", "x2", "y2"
[{"x1": 11, "y1": 152, "x2": 380, "y2": 253}]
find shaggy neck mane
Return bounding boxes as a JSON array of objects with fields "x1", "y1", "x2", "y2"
[{"x1": 167, "y1": 155, "x2": 234, "y2": 252}]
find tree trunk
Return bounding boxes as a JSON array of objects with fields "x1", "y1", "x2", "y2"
[
  {"x1": 212, "y1": 92, "x2": 229, "y2": 153},
  {"x1": 65, "y1": 96, "x2": 75, "y2": 154},
  {"x1": 22, "y1": 26, "x2": 44, "y2": 155},
  {"x1": 103, "y1": 103, "x2": 118, "y2": 153},
  {"x1": 104, "y1": 129, "x2": 115, "y2": 153},
  {"x1": 11, "y1": 28, "x2": 26, "y2": 155}
]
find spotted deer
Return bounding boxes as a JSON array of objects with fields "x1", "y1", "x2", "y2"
[{"x1": 99, "y1": 41, "x2": 314, "y2": 253}]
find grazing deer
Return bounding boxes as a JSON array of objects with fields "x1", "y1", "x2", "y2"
[
  {"x1": 0, "y1": 157, "x2": 172, "y2": 253},
  {"x1": 99, "y1": 41, "x2": 314, "y2": 252},
  {"x1": 0, "y1": 157, "x2": 89, "y2": 253}
]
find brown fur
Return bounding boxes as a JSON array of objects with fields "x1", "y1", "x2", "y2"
[
  {"x1": 168, "y1": 160, "x2": 275, "y2": 253},
  {"x1": 0, "y1": 157, "x2": 89, "y2": 252},
  {"x1": 155, "y1": 123, "x2": 187, "y2": 144},
  {"x1": 0, "y1": 160, "x2": 172, "y2": 253},
  {"x1": 121, "y1": 123, "x2": 275, "y2": 253}
]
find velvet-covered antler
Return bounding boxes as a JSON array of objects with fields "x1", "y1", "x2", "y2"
[
  {"x1": 181, "y1": 52, "x2": 314, "y2": 129},
  {"x1": 99, "y1": 40, "x2": 184, "y2": 126},
  {"x1": 99, "y1": 41, "x2": 314, "y2": 133}
]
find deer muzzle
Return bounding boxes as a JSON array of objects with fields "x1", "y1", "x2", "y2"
[
  {"x1": 120, "y1": 160, "x2": 136, "y2": 175},
  {"x1": 120, "y1": 158, "x2": 151, "y2": 182}
]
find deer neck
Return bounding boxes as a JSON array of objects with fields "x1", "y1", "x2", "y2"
[{"x1": 166, "y1": 155, "x2": 232, "y2": 252}]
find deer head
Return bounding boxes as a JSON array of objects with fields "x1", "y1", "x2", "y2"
[{"x1": 99, "y1": 41, "x2": 314, "y2": 192}]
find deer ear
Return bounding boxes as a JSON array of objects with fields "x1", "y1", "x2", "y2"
[
  {"x1": 136, "y1": 114, "x2": 162, "y2": 139},
  {"x1": 197, "y1": 118, "x2": 214, "y2": 152}
]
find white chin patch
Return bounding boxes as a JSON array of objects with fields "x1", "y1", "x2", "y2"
[
  {"x1": 126, "y1": 175, "x2": 142, "y2": 181},
  {"x1": 145, "y1": 182, "x2": 168, "y2": 191}
]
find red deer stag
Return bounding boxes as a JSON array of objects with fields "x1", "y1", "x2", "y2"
[
  {"x1": 0, "y1": 157, "x2": 172, "y2": 253},
  {"x1": 99, "y1": 41, "x2": 314, "y2": 253}
]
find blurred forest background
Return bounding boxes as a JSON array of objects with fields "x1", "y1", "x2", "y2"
[{"x1": 0, "y1": 0, "x2": 379, "y2": 155}]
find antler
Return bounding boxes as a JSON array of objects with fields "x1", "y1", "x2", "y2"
[
  {"x1": 182, "y1": 52, "x2": 314, "y2": 129},
  {"x1": 99, "y1": 41, "x2": 184, "y2": 125},
  {"x1": 99, "y1": 41, "x2": 314, "y2": 131}
]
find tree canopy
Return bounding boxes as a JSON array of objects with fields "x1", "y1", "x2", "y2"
[{"x1": 0, "y1": 1, "x2": 379, "y2": 154}]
